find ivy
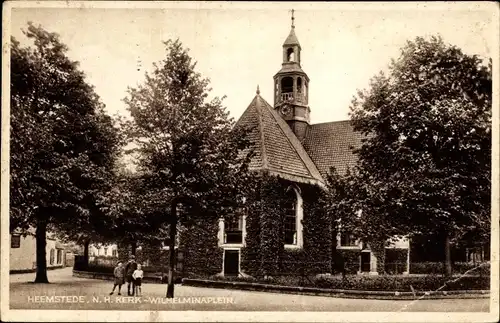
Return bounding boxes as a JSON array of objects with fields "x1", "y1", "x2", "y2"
[{"x1": 241, "y1": 174, "x2": 332, "y2": 277}]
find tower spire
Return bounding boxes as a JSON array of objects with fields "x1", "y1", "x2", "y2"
[{"x1": 274, "y1": 9, "x2": 310, "y2": 140}]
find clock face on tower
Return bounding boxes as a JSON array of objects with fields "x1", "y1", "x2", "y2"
[{"x1": 280, "y1": 105, "x2": 292, "y2": 118}]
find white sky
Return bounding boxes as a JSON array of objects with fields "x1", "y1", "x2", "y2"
[{"x1": 9, "y1": 2, "x2": 496, "y2": 124}]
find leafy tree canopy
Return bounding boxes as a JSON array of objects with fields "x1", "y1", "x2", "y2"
[
  {"x1": 327, "y1": 36, "x2": 491, "y2": 245},
  {"x1": 120, "y1": 39, "x2": 254, "y2": 233},
  {"x1": 10, "y1": 22, "x2": 122, "y2": 281}
]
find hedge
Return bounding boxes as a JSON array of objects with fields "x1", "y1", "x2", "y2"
[
  {"x1": 206, "y1": 274, "x2": 489, "y2": 292},
  {"x1": 410, "y1": 262, "x2": 490, "y2": 275},
  {"x1": 74, "y1": 262, "x2": 174, "y2": 276}
]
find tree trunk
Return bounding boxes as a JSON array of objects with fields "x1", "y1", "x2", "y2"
[
  {"x1": 83, "y1": 239, "x2": 90, "y2": 269},
  {"x1": 166, "y1": 200, "x2": 178, "y2": 298},
  {"x1": 444, "y1": 233, "x2": 452, "y2": 277},
  {"x1": 131, "y1": 240, "x2": 137, "y2": 257},
  {"x1": 34, "y1": 218, "x2": 49, "y2": 283}
]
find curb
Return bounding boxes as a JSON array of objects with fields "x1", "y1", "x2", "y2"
[
  {"x1": 10, "y1": 266, "x2": 65, "y2": 274},
  {"x1": 181, "y1": 278, "x2": 490, "y2": 300},
  {"x1": 72, "y1": 270, "x2": 183, "y2": 284}
]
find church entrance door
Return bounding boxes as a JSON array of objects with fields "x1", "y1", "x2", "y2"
[{"x1": 223, "y1": 249, "x2": 239, "y2": 276}]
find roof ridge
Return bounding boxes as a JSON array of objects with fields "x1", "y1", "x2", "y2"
[
  {"x1": 310, "y1": 119, "x2": 351, "y2": 126},
  {"x1": 259, "y1": 98, "x2": 324, "y2": 184},
  {"x1": 254, "y1": 95, "x2": 269, "y2": 169}
]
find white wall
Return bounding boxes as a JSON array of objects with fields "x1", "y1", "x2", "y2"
[
  {"x1": 386, "y1": 236, "x2": 410, "y2": 249},
  {"x1": 89, "y1": 244, "x2": 118, "y2": 257},
  {"x1": 10, "y1": 234, "x2": 65, "y2": 271}
]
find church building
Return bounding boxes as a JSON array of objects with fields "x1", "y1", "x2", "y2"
[{"x1": 178, "y1": 14, "x2": 410, "y2": 278}]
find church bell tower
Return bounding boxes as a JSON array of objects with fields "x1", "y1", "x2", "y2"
[{"x1": 273, "y1": 10, "x2": 310, "y2": 140}]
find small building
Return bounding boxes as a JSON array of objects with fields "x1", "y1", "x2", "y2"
[
  {"x1": 10, "y1": 231, "x2": 67, "y2": 273},
  {"x1": 88, "y1": 244, "x2": 119, "y2": 258}
]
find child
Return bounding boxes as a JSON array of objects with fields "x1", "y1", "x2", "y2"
[
  {"x1": 132, "y1": 264, "x2": 144, "y2": 297},
  {"x1": 109, "y1": 261, "x2": 124, "y2": 295}
]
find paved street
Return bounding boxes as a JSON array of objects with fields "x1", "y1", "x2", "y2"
[{"x1": 9, "y1": 268, "x2": 489, "y2": 312}]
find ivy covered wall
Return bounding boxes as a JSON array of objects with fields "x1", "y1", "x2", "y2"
[
  {"x1": 336, "y1": 249, "x2": 360, "y2": 274},
  {"x1": 241, "y1": 175, "x2": 332, "y2": 277},
  {"x1": 179, "y1": 214, "x2": 222, "y2": 276}
]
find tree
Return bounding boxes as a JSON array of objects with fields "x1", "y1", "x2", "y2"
[
  {"x1": 10, "y1": 23, "x2": 121, "y2": 282},
  {"x1": 54, "y1": 120, "x2": 126, "y2": 267},
  {"x1": 103, "y1": 167, "x2": 168, "y2": 258},
  {"x1": 122, "y1": 39, "x2": 254, "y2": 296},
  {"x1": 339, "y1": 35, "x2": 491, "y2": 276}
]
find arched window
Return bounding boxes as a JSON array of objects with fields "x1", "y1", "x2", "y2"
[
  {"x1": 281, "y1": 77, "x2": 293, "y2": 94},
  {"x1": 224, "y1": 212, "x2": 244, "y2": 244},
  {"x1": 284, "y1": 189, "x2": 297, "y2": 245},
  {"x1": 297, "y1": 77, "x2": 302, "y2": 94},
  {"x1": 49, "y1": 249, "x2": 55, "y2": 265},
  {"x1": 286, "y1": 48, "x2": 295, "y2": 62}
]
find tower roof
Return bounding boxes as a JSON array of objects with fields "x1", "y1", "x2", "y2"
[
  {"x1": 283, "y1": 27, "x2": 301, "y2": 47},
  {"x1": 235, "y1": 92, "x2": 324, "y2": 187},
  {"x1": 283, "y1": 9, "x2": 300, "y2": 47}
]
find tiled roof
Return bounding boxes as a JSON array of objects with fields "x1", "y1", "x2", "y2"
[
  {"x1": 303, "y1": 120, "x2": 364, "y2": 178},
  {"x1": 236, "y1": 93, "x2": 324, "y2": 186}
]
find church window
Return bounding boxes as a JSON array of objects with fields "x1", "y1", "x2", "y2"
[
  {"x1": 286, "y1": 48, "x2": 295, "y2": 62},
  {"x1": 284, "y1": 190, "x2": 297, "y2": 245},
  {"x1": 340, "y1": 231, "x2": 358, "y2": 247},
  {"x1": 224, "y1": 214, "x2": 244, "y2": 244}
]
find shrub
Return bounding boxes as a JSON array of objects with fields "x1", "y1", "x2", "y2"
[
  {"x1": 410, "y1": 262, "x2": 490, "y2": 275},
  {"x1": 204, "y1": 274, "x2": 489, "y2": 291},
  {"x1": 84, "y1": 264, "x2": 114, "y2": 274},
  {"x1": 410, "y1": 262, "x2": 444, "y2": 274},
  {"x1": 453, "y1": 262, "x2": 490, "y2": 276}
]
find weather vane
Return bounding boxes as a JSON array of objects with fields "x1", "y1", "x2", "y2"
[{"x1": 291, "y1": 9, "x2": 295, "y2": 28}]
